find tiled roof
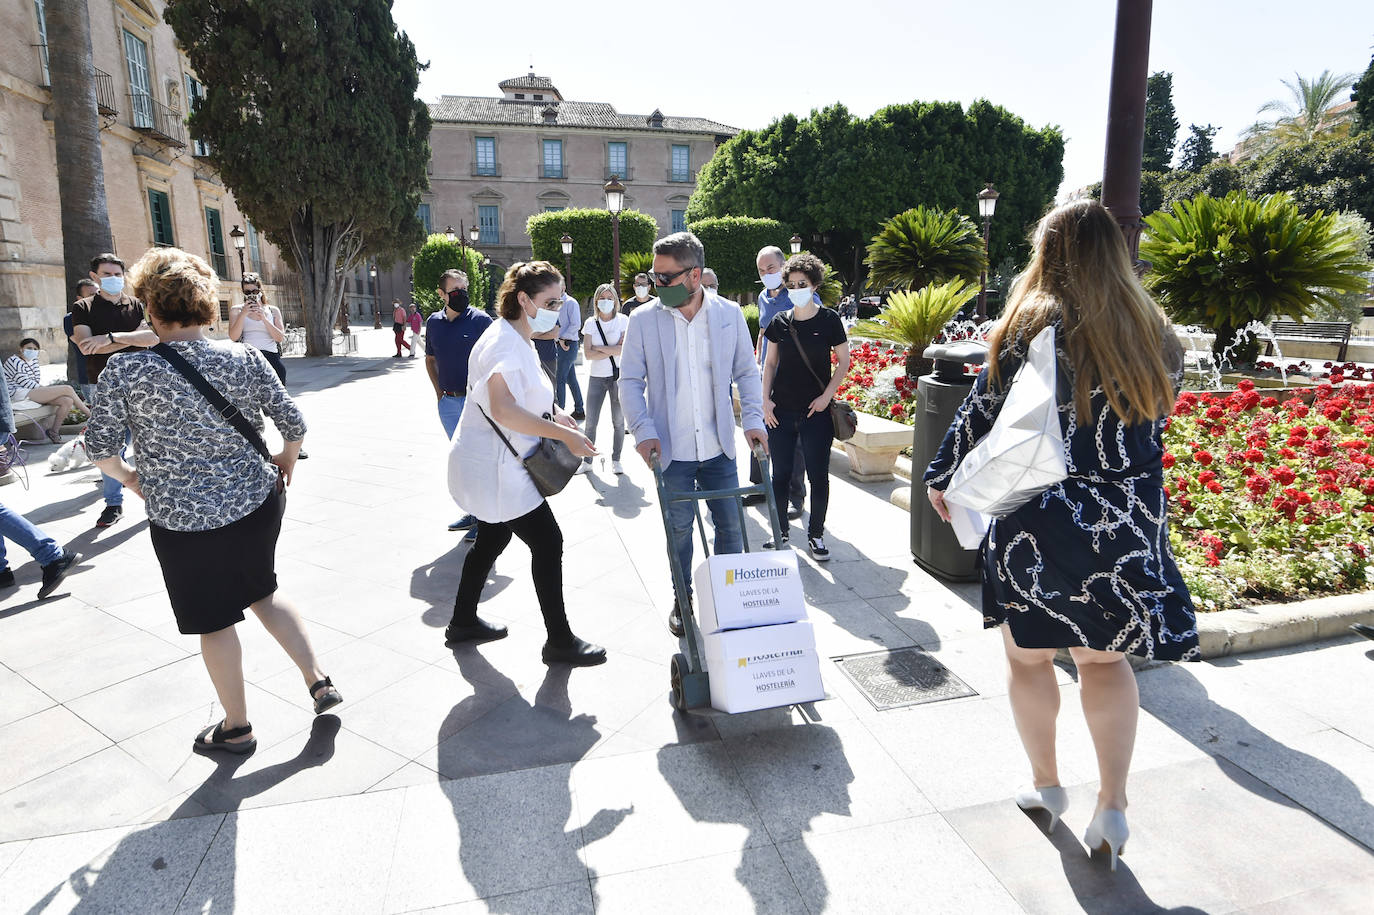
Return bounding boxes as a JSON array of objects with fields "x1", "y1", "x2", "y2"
[
  {"x1": 429, "y1": 95, "x2": 738, "y2": 136},
  {"x1": 498, "y1": 73, "x2": 557, "y2": 91}
]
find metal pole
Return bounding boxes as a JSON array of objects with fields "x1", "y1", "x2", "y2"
[
  {"x1": 236, "y1": 247, "x2": 245, "y2": 279},
  {"x1": 563, "y1": 253, "x2": 572, "y2": 291},
  {"x1": 976, "y1": 216, "x2": 991, "y2": 321},
  {"x1": 612, "y1": 213, "x2": 621, "y2": 298},
  {"x1": 1100, "y1": 0, "x2": 1153, "y2": 261}
]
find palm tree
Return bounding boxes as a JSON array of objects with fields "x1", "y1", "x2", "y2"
[
  {"x1": 864, "y1": 206, "x2": 987, "y2": 292},
  {"x1": 46, "y1": 0, "x2": 113, "y2": 379},
  {"x1": 1256, "y1": 70, "x2": 1358, "y2": 145}
]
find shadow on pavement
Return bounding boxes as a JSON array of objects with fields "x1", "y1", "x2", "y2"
[
  {"x1": 27, "y1": 716, "x2": 341, "y2": 914},
  {"x1": 280, "y1": 356, "x2": 415, "y2": 396},
  {"x1": 1041, "y1": 817, "x2": 1208, "y2": 914},
  {"x1": 410, "y1": 542, "x2": 513, "y2": 628}
]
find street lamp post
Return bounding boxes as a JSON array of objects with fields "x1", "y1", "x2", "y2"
[
  {"x1": 789, "y1": 234, "x2": 802, "y2": 255},
  {"x1": 370, "y1": 263, "x2": 381, "y2": 329},
  {"x1": 604, "y1": 175, "x2": 625, "y2": 296},
  {"x1": 560, "y1": 234, "x2": 573, "y2": 290},
  {"x1": 975, "y1": 183, "x2": 999, "y2": 321},
  {"x1": 229, "y1": 224, "x2": 246, "y2": 278}
]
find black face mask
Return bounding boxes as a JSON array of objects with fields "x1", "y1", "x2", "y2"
[{"x1": 447, "y1": 287, "x2": 467, "y2": 309}]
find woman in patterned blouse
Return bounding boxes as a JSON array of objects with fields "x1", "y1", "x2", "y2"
[{"x1": 87, "y1": 246, "x2": 340, "y2": 755}]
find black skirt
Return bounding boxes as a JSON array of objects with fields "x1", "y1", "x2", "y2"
[{"x1": 149, "y1": 486, "x2": 285, "y2": 634}]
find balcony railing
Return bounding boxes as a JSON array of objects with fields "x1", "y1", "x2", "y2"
[
  {"x1": 668, "y1": 168, "x2": 692, "y2": 183},
  {"x1": 94, "y1": 68, "x2": 118, "y2": 116},
  {"x1": 129, "y1": 93, "x2": 186, "y2": 147},
  {"x1": 471, "y1": 163, "x2": 501, "y2": 177},
  {"x1": 605, "y1": 167, "x2": 634, "y2": 181},
  {"x1": 478, "y1": 229, "x2": 502, "y2": 245}
]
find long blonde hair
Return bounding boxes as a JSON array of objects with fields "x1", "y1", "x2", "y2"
[{"x1": 987, "y1": 199, "x2": 1177, "y2": 425}]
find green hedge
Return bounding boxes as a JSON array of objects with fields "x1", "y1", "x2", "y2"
[
  {"x1": 741, "y1": 304, "x2": 760, "y2": 344},
  {"x1": 686, "y1": 216, "x2": 792, "y2": 297},
  {"x1": 527, "y1": 208, "x2": 657, "y2": 306},
  {"x1": 411, "y1": 234, "x2": 489, "y2": 316}
]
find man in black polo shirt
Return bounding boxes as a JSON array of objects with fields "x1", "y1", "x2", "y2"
[
  {"x1": 621, "y1": 272, "x2": 657, "y2": 316},
  {"x1": 70, "y1": 252, "x2": 159, "y2": 528},
  {"x1": 426, "y1": 268, "x2": 493, "y2": 538}
]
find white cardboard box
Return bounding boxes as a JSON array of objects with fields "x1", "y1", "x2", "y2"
[
  {"x1": 704, "y1": 621, "x2": 825, "y2": 714},
  {"x1": 693, "y1": 550, "x2": 806, "y2": 634}
]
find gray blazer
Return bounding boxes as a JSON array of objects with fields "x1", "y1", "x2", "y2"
[{"x1": 619, "y1": 295, "x2": 764, "y2": 462}]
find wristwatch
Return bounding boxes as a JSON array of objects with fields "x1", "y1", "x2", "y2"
[{"x1": 106, "y1": 332, "x2": 116, "y2": 345}]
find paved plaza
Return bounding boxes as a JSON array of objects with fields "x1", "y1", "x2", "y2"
[{"x1": 1, "y1": 326, "x2": 1372, "y2": 913}]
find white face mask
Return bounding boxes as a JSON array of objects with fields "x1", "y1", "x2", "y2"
[
  {"x1": 634, "y1": 285, "x2": 650, "y2": 298},
  {"x1": 527, "y1": 305, "x2": 559, "y2": 334},
  {"x1": 21, "y1": 348, "x2": 39, "y2": 362},
  {"x1": 99, "y1": 275, "x2": 125, "y2": 296},
  {"x1": 761, "y1": 271, "x2": 783, "y2": 291},
  {"x1": 596, "y1": 299, "x2": 616, "y2": 315},
  {"x1": 787, "y1": 288, "x2": 813, "y2": 307}
]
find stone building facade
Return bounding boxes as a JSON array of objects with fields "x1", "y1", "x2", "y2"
[
  {"x1": 377, "y1": 72, "x2": 736, "y2": 310},
  {"x1": 0, "y1": 0, "x2": 301, "y2": 366}
]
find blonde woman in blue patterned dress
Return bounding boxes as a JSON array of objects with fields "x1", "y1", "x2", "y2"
[{"x1": 924, "y1": 199, "x2": 1199, "y2": 870}]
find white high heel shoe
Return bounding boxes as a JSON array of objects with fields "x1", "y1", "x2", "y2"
[
  {"x1": 1014, "y1": 786, "x2": 1070, "y2": 833},
  {"x1": 1083, "y1": 808, "x2": 1129, "y2": 871}
]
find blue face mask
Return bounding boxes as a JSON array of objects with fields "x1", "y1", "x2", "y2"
[
  {"x1": 99, "y1": 275, "x2": 125, "y2": 296},
  {"x1": 528, "y1": 307, "x2": 559, "y2": 334}
]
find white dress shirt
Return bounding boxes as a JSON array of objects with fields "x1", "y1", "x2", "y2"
[{"x1": 668, "y1": 298, "x2": 722, "y2": 463}]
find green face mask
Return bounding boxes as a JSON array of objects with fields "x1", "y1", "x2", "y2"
[{"x1": 656, "y1": 279, "x2": 694, "y2": 308}]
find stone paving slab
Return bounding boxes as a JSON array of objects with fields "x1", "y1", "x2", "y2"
[{"x1": 2, "y1": 327, "x2": 1372, "y2": 912}]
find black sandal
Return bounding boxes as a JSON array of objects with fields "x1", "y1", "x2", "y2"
[
  {"x1": 310, "y1": 676, "x2": 343, "y2": 715},
  {"x1": 192, "y1": 721, "x2": 257, "y2": 755}
]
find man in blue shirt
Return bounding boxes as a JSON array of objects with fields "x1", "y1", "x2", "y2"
[
  {"x1": 553, "y1": 288, "x2": 586, "y2": 420},
  {"x1": 426, "y1": 268, "x2": 493, "y2": 537},
  {"x1": 747, "y1": 245, "x2": 805, "y2": 517}
]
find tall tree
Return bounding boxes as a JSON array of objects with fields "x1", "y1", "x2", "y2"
[
  {"x1": 1258, "y1": 69, "x2": 1358, "y2": 145},
  {"x1": 1352, "y1": 50, "x2": 1374, "y2": 135},
  {"x1": 45, "y1": 1, "x2": 113, "y2": 380},
  {"x1": 1177, "y1": 123, "x2": 1219, "y2": 172},
  {"x1": 687, "y1": 100, "x2": 1062, "y2": 291},
  {"x1": 1142, "y1": 71, "x2": 1179, "y2": 172},
  {"x1": 164, "y1": 0, "x2": 430, "y2": 356}
]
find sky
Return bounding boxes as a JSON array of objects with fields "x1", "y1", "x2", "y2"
[{"x1": 393, "y1": 0, "x2": 1374, "y2": 199}]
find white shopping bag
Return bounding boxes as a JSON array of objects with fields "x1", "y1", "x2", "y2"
[
  {"x1": 944, "y1": 324, "x2": 1067, "y2": 518},
  {"x1": 947, "y1": 501, "x2": 991, "y2": 549}
]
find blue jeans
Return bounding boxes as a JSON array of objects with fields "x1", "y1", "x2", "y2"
[
  {"x1": 662, "y1": 453, "x2": 743, "y2": 596},
  {"x1": 0, "y1": 502, "x2": 63, "y2": 570},
  {"x1": 438, "y1": 394, "x2": 465, "y2": 440},
  {"x1": 554, "y1": 340, "x2": 583, "y2": 412},
  {"x1": 100, "y1": 428, "x2": 133, "y2": 507}
]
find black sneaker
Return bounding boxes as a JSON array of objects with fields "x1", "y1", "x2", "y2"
[
  {"x1": 742, "y1": 493, "x2": 766, "y2": 507},
  {"x1": 96, "y1": 505, "x2": 123, "y2": 528},
  {"x1": 571, "y1": 409, "x2": 586, "y2": 421},
  {"x1": 787, "y1": 505, "x2": 804, "y2": 521},
  {"x1": 38, "y1": 550, "x2": 81, "y2": 599},
  {"x1": 807, "y1": 536, "x2": 830, "y2": 562},
  {"x1": 297, "y1": 449, "x2": 310, "y2": 460},
  {"x1": 0, "y1": 567, "x2": 13, "y2": 588},
  {"x1": 762, "y1": 535, "x2": 790, "y2": 550}
]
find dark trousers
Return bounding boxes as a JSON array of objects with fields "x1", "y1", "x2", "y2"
[
  {"x1": 767, "y1": 409, "x2": 834, "y2": 538},
  {"x1": 262, "y1": 349, "x2": 286, "y2": 383},
  {"x1": 451, "y1": 501, "x2": 572, "y2": 640},
  {"x1": 750, "y1": 441, "x2": 806, "y2": 508}
]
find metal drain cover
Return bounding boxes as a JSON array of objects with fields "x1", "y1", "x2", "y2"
[{"x1": 833, "y1": 647, "x2": 977, "y2": 711}]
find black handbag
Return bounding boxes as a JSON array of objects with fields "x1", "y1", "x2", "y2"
[
  {"x1": 151, "y1": 343, "x2": 287, "y2": 495},
  {"x1": 785, "y1": 318, "x2": 859, "y2": 441},
  {"x1": 476, "y1": 400, "x2": 581, "y2": 498}
]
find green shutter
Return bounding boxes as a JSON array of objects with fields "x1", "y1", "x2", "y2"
[
  {"x1": 148, "y1": 189, "x2": 174, "y2": 246},
  {"x1": 204, "y1": 207, "x2": 228, "y2": 278}
]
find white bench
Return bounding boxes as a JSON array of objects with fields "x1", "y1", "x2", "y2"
[
  {"x1": 842, "y1": 411, "x2": 912, "y2": 482},
  {"x1": 10, "y1": 399, "x2": 59, "y2": 442}
]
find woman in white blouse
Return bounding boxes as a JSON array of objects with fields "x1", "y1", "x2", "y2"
[
  {"x1": 446, "y1": 261, "x2": 605, "y2": 665},
  {"x1": 3, "y1": 338, "x2": 91, "y2": 443},
  {"x1": 578, "y1": 283, "x2": 628, "y2": 475}
]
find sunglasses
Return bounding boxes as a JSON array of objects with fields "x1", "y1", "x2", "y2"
[{"x1": 650, "y1": 267, "x2": 694, "y2": 286}]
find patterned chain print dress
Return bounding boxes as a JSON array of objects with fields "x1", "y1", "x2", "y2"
[{"x1": 924, "y1": 321, "x2": 1201, "y2": 661}]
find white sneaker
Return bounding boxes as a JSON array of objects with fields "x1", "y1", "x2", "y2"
[
  {"x1": 575, "y1": 462, "x2": 591, "y2": 474},
  {"x1": 611, "y1": 460, "x2": 624, "y2": 475}
]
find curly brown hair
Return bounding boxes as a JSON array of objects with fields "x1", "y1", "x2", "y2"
[
  {"x1": 127, "y1": 246, "x2": 218, "y2": 327},
  {"x1": 496, "y1": 261, "x2": 563, "y2": 321},
  {"x1": 783, "y1": 252, "x2": 825, "y2": 288}
]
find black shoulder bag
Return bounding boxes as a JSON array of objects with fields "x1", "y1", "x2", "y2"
[
  {"x1": 594, "y1": 318, "x2": 620, "y2": 380},
  {"x1": 785, "y1": 317, "x2": 858, "y2": 441},
  {"x1": 475, "y1": 399, "x2": 581, "y2": 498},
  {"x1": 151, "y1": 343, "x2": 286, "y2": 494}
]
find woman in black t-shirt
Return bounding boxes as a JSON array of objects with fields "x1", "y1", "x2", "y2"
[{"x1": 760, "y1": 254, "x2": 850, "y2": 560}]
